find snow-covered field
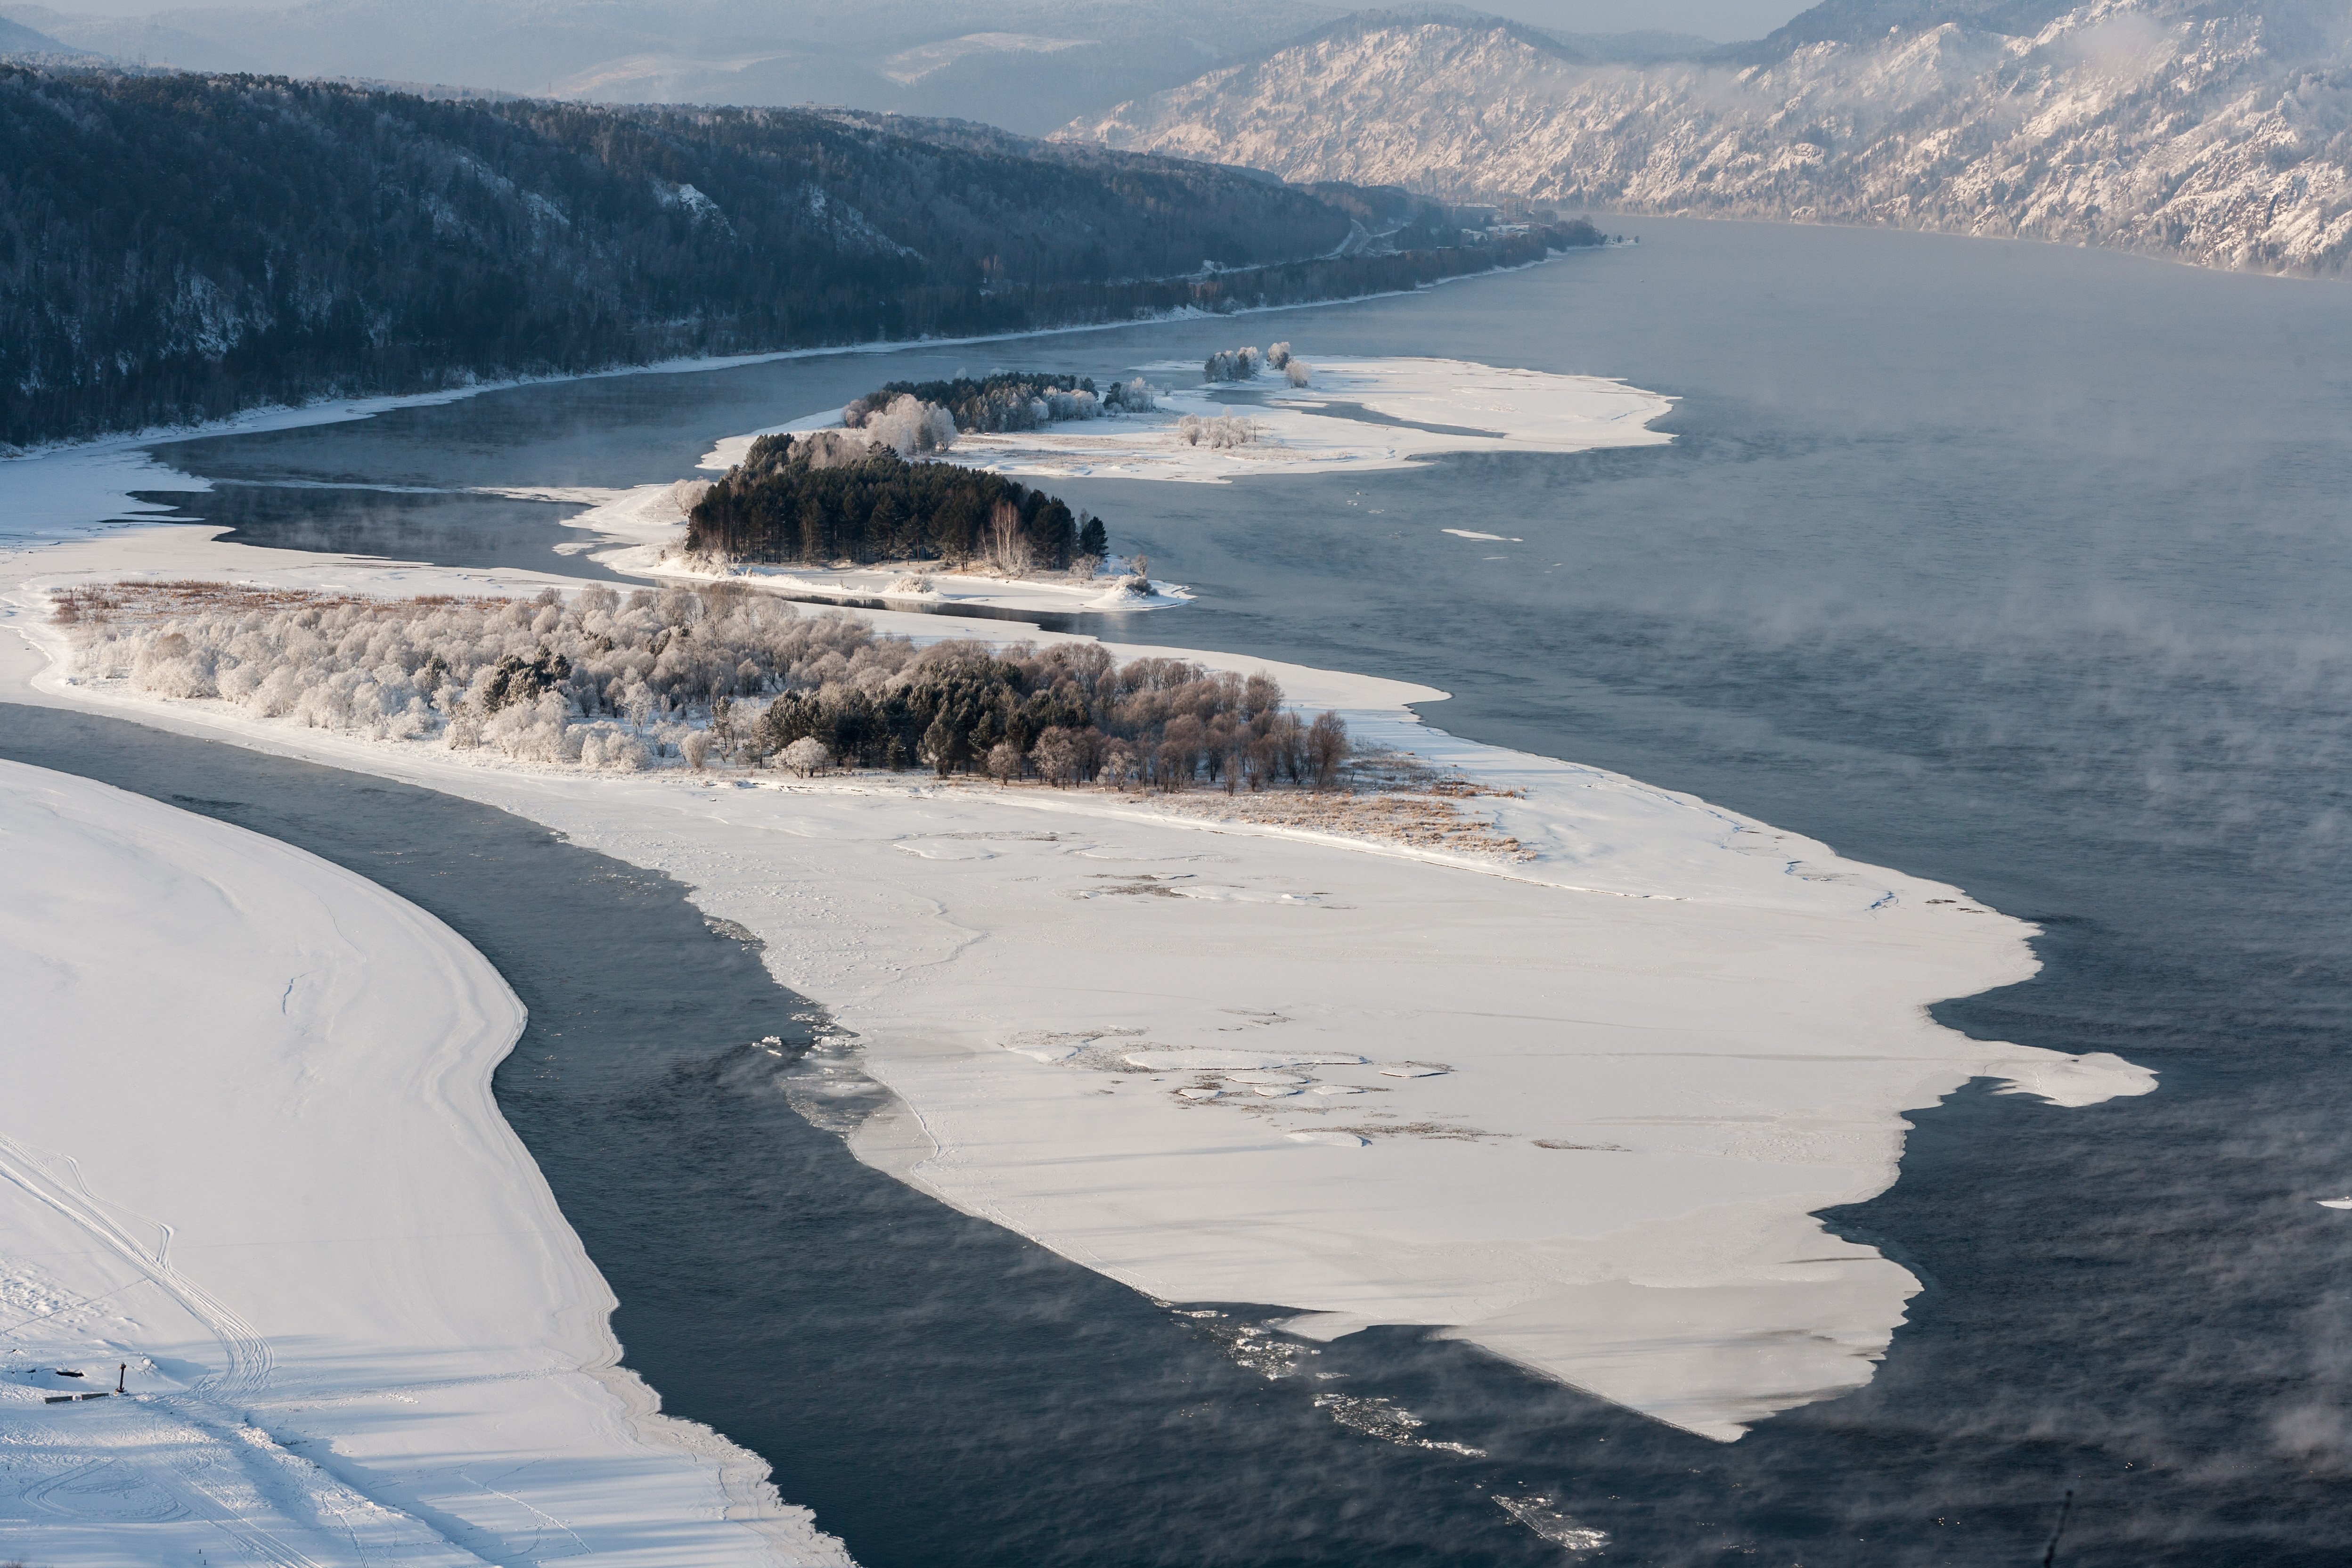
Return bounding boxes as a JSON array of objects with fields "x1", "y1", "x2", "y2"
[
  {"x1": 942, "y1": 355, "x2": 1674, "y2": 483},
  {"x1": 0, "y1": 754, "x2": 850, "y2": 1564},
  {"x1": 466, "y1": 356, "x2": 1672, "y2": 616},
  {"x1": 702, "y1": 356, "x2": 1674, "y2": 490},
  {"x1": 602, "y1": 543, "x2": 1196, "y2": 616},
  {"x1": 0, "y1": 520, "x2": 2154, "y2": 1469}
]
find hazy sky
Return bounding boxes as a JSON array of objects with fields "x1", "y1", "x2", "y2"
[
  {"x1": 27, "y1": 0, "x2": 1818, "y2": 40},
  {"x1": 1469, "y1": 0, "x2": 1810, "y2": 38}
]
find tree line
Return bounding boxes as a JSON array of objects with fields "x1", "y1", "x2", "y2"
[
  {"x1": 846, "y1": 370, "x2": 1156, "y2": 434},
  {"x1": 740, "y1": 638, "x2": 1348, "y2": 788},
  {"x1": 74, "y1": 580, "x2": 1351, "y2": 788}
]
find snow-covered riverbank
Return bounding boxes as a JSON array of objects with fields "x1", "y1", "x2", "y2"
[
  {"x1": 699, "y1": 355, "x2": 1675, "y2": 489},
  {"x1": 0, "y1": 754, "x2": 851, "y2": 1565},
  {"x1": 1, "y1": 523, "x2": 2153, "y2": 1456}
]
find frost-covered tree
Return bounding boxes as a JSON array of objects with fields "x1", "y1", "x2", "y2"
[
  {"x1": 863, "y1": 394, "x2": 958, "y2": 458},
  {"x1": 1104, "y1": 377, "x2": 1158, "y2": 413},
  {"x1": 61, "y1": 580, "x2": 1348, "y2": 791},
  {"x1": 1203, "y1": 347, "x2": 1264, "y2": 382},
  {"x1": 1177, "y1": 414, "x2": 1258, "y2": 449},
  {"x1": 1031, "y1": 727, "x2": 1081, "y2": 786},
  {"x1": 781, "y1": 735, "x2": 831, "y2": 776}
]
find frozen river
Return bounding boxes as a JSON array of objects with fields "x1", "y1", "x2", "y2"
[{"x1": 56, "y1": 214, "x2": 2352, "y2": 1564}]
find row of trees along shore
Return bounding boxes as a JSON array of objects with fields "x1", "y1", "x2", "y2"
[
  {"x1": 1, "y1": 63, "x2": 1601, "y2": 448},
  {"x1": 68, "y1": 581, "x2": 1352, "y2": 788},
  {"x1": 846, "y1": 371, "x2": 1155, "y2": 434},
  {"x1": 686, "y1": 436, "x2": 1095, "y2": 571}
]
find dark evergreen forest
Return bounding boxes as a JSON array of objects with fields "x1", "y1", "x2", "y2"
[
  {"x1": 847, "y1": 371, "x2": 1150, "y2": 434},
  {"x1": 687, "y1": 435, "x2": 1088, "y2": 570},
  {"x1": 1, "y1": 65, "x2": 1599, "y2": 449}
]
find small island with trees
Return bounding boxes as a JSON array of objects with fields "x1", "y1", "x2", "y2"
[
  {"x1": 58, "y1": 580, "x2": 1529, "y2": 857},
  {"x1": 686, "y1": 343, "x2": 1328, "y2": 576},
  {"x1": 685, "y1": 434, "x2": 1106, "y2": 574}
]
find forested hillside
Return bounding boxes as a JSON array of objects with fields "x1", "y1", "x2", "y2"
[{"x1": 0, "y1": 66, "x2": 1575, "y2": 449}]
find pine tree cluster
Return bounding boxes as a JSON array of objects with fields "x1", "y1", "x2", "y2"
[{"x1": 685, "y1": 434, "x2": 1098, "y2": 570}]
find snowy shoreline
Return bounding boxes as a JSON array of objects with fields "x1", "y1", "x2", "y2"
[
  {"x1": 1, "y1": 522, "x2": 2155, "y2": 1475},
  {"x1": 0, "y1": 241, "x2": 1594, "y2": 479},
  {"x1": 0, "y1": 752, "x2": 851, "y2": 1565},
  {"x1": 534, "y1": 353, "x2": 1674, "y2": 612}
]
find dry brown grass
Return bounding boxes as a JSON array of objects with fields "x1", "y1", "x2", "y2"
[
  {"x1": 52, "y1": 580, "x2": 457, "y2": 629},
  {"x1": 963, "y1": 744, "x2": 1535, "y2": 861}
]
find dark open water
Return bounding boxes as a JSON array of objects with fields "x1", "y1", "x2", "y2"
[{"x1": 39, "y1": 216, "x2": 2352, "y2": 1562}]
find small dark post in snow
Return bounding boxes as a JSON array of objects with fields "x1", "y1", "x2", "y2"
[
  {"x1": 117, "y1": 1362, "x2": 126, "y2": 1393},
  {"x1": 2042, "y1": 1486, "x2": 2075, "y2": 1567}
]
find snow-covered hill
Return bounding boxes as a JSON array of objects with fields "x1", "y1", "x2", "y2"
[{"x1": 1068, "y1": 2, "x2": 2352, "y2": 275}]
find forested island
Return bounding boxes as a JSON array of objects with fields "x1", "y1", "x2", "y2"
[
  {"x1": 67, "y1": 580, "x2": 1351, "y2": 788},
  {"x1": 0, "y1": 64, "x2": 1599, "y2": 449},
  {"x1": 686, "y1": 433, "x2": 1101, "y2": 572}
]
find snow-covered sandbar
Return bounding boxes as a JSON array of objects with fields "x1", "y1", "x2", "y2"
[
  {"x1": 0, "y1": 755, "x2": 850, "y2": 1563},
  {"x1": 2, "y1": 524, "x2": 2154, "y2": 1448},
  {"x1": 699, "y1": 356, "x2": 1675, "y2": 489}
]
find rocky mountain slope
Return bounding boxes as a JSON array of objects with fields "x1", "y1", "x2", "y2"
[{"x1": 1070, "y1": 1, "x2": 2352, "y2": 275}]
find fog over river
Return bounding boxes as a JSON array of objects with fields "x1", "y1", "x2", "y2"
[{"x1": 97, "y1": 215, "x2": 2352, "y2": 1564}]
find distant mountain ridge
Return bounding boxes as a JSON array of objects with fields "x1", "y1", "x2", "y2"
[
  {"x1": 0, "y1": 0, "x2": 1344, "y2": 136},
  {"x1": 0, "y1": 12, "x2": 83, "y2": 56},
  {"x1": 1069, "y1": 0, "x2": 2352, "y2": 276}
]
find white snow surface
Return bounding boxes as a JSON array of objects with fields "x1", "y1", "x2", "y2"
[
  {"x1": 699, "y1": 357, "x2": 1673, "y2": 490},
  {"x1": 602, "y1": 546, "x2": 1196, "y2": 615},
  {"x1": 969, "y1": 356, "x2": 1673, "y2": 481},
  {"x1": 0, "y1": 758, "x2": 851, "y2": 1563},
  {"x1": 589, "y1": 357, "x2": 1667, "y2": 613},
  {"x1": 0, "y1": 522, "x2": 2157, "y2": 1447}
]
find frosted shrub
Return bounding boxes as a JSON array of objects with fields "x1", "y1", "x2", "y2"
[
  {"x1": 1103, "y1": 377, "x2": 1157, "y2": 413},
  {"x1": 1177, "y1": 414, "x2": 1258, "y2": 449},
  {"x1": 1204, "y1": 347, "x2": 1263, "y2": 382},
  {"x1": 865, "y1": 394, "x2": 957, "y2": 457},
  {"x1": 130, "y1": 631, "x2": 218, "y2": 699},
  {"x1": 781, "y1": 735, "x2": 831, "y2": 776},
  {"x1": 1266, "y1": 342, "x2": 1292, "y2": 370},
  {"x1": 1038, "y1": 388, "x2": 1100, "y2": 422},
  {"x1": 59, "y1": 581, "x2": 893, "y2": 777},
  {"x1": 578, "y1": 724, "x2": 649, "y2": 770},
  {"x1": 1286, "y1": 359, "x2": 1313, "y2": 388}
]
